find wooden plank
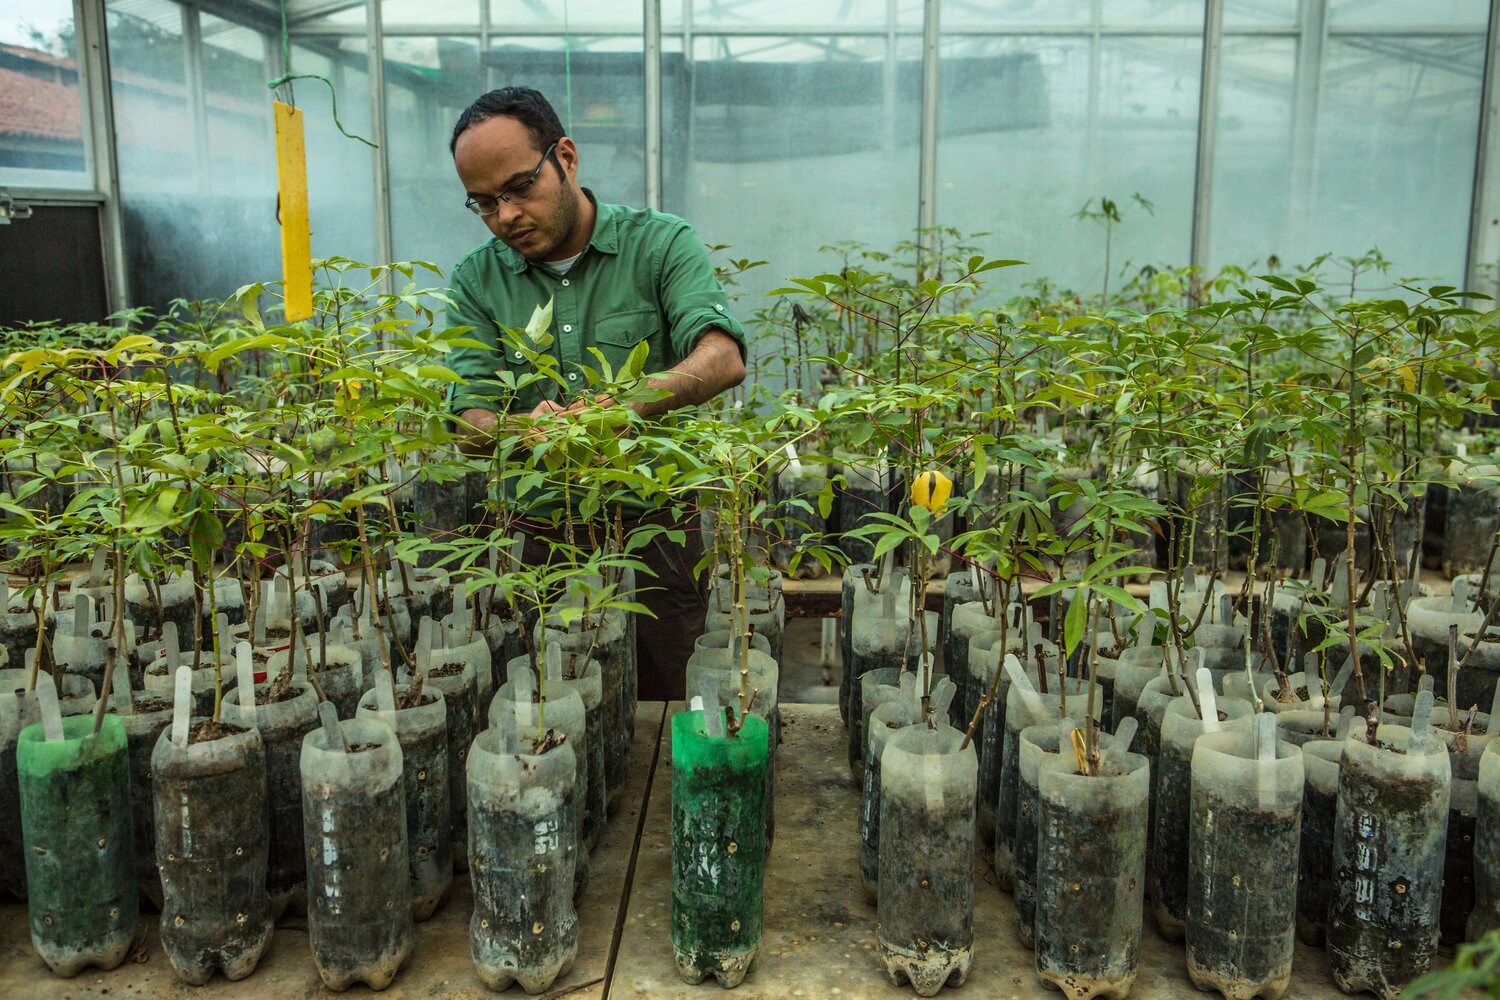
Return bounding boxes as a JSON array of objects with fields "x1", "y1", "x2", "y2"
[
  {"x1": 608, "y1": 702, "x2": 1367, "y2": 1000},
  {"x1": 0, "y1": 701, "x2": 667, "y2": 1000}
]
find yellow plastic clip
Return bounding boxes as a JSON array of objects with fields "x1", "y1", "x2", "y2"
[{"x1": 273, "y1": 101, "x2": 313, "y2": 322}]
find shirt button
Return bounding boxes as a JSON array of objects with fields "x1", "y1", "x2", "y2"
[
  {"x1": 561, "y1": 279, "x2": 570, "y2": 286},
  {"x1": 563, "y1": 324, "x2": 573, "y2": 333},
  {"x1": 567, "y1": 372, "x2": 578, "y2": 381},
  {"x1": 513, "y1": 351, "x2": 524, "y2": 360},
  {"x1": 714, "y1": 304, "x2": 724, "y2": 312}
]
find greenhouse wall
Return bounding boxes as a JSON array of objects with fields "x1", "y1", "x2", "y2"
[{"x1": 0, "y1": 0, "x2": 1495, "y2": 320}]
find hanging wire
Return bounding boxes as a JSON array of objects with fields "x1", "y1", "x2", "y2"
[{"x1": 265, "y1": 0, "x2": 379, "y2": 148}]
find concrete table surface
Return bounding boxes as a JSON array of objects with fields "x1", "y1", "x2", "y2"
[
  {"x1": 0, "y1": 701, "x2": 667, "y2": 1000},
  {"x1": 610, "y1": 702, "x2": 1364, "y2": 1000}
]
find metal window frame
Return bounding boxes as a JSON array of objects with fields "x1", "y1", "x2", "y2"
[
  {"x1": 1467, "y1": 0, "x2": 1500, "y2": 299},
  {"x1": 79, "y1": 0, "x2": 129, "y2": 314}
]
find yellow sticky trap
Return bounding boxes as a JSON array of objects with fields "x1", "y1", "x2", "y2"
[{"x1": 273, "y1": 101, "x2": 313, "y2": 322}]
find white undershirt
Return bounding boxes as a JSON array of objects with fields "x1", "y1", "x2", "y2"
[{"x1": 539, "y1": 251, "x2": 583, "y2": 276}]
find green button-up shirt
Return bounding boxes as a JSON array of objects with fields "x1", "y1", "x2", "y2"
[{"x1": 445, "y1": 192, "x2": 747, "y2": 415}]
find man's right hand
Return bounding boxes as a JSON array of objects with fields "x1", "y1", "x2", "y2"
[{"x1": 456, "y1": 401, "x2": 566, "y2": 456}]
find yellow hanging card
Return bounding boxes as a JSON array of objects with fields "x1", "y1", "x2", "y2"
[{"x1": 273, "y1": 101, "x2": 313, "y2": 322}]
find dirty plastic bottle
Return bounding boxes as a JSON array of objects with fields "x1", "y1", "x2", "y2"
[
  {"x1": 1152, "y1": 694, "x2": 1254, "y2": 939},
  {"x1": 220, "y1": 679, "x2": 318, "y2": 917},
  {"x1": 152, "y1": 720, "x2": 273, "y2": 984},
  {"x1": 1, "y1": 671, "x2": 30, "y2": 899},
  {"x1": 119, "y1": 694, "x2": 173, "y2": 907},
  {"x1": 943, "y1": 595, "x2": 997, "y2": 730},
  {"x1": 1014, "y1": 718, "x2": 1082, "y2": 950},
  {"x1": 1034, "y1": 747, "x2": 1150, "y2": 1000},
  {"x1": 492, "y1": 676, "x2": 591, "y2": 903},
  {"x1": 540, "y1": 611, "x2": 630, "y2": 810},
  {"x1": 860, "y1": 698, "x2": 921, "y2": 903},
  {"x1": 1328, "y1": 718, "x2": 1450, "y2": 999},
  {"x1": 529, "y1": 654, "x2": 607, "y2": 853},
  {"x1": 18, "y1": 712, "x2": 137, "y2": 977},
  {"x1": 997, "y1": 676, "x2": 1090, "y2": 893},
  {"x1": 838, "y1": 562, "x2": 878, "y2": 723},
  {"x1": 705, "y1": 573, "x2": 786, "y2": 665},
  {"x1": 1297, "y1": 740, "x2": 1344, "y2": 947},
  {"x1": 685, "y1": 647, "x2": 781, "y2": 848},
  {"x1": 877, "y1": 723, "x2": 976, "y2": 997},
  {"x1": 845, "y1": 572, "x2": 911, "y2": 726},
  {"x1": 356, "y1": 683, "x2": 452, "y2": 922},
  {"x1": 1469, "y1": 739, "x2": 1500, "y2": 940},
  {"x1": 469, "y1": 711, "x2": 580, "y2": 993},
  {"x1": 854, "y1": 667, "x2": 903, "y2": 778},
  {"x1": 418, "y1": 654, "x2": 478, "y2": 872},
  {"x1": 266, "y1": 641, "x2": 363, "y2": 720},
  {"x1": 671, "y1": 709, "x2": 769, "y2": 988},
  {"x1": 301, "y1": 714, "x2": 413, "y2": 990},
  {"x1": 1187, "y1": 721, "x2": 1304, "y2": 1000}
]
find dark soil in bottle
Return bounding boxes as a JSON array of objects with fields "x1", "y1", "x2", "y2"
[
  {"x1": 1186, "y1": 793, "x2": 1299, "y2": 999},
  {"x1": 470, "y1": 753, "x2": 579, "y2": 992},
  {"x1": 1151, "y1": 728, "x2": 1194, "y2": 940},
  {"x1": 1328, "y1": 746, "x2": 1449, "y2": 999},
  {"x1": 428, "y1": 662, "x2": 478, "y2": 873},
  {"x1": 188, "y1": 718, "x2": 247, "y2": 744},
  {"x1": 838, "y1": 564, "x2": 876, "y2": 724},
  {"x1": 1441, "y1": 781, "x2": 1477, "y2": 947},
  {"x1": 260, "y1": 705, "x2": 316, "y2": 916},
  {"x1": 303, "y1": 762, "x2": 412, "y2": 989},
  {"x1": 1015, "y1": 743, "x2": 1063, "y2": 950},
  {"x1": 877, "y1": 792, "x2": 974, "y2": 995},
  {"x1": 153, "y1": 727, "x2": 273, "y2": 984},
  {"x1": 1297, "y1": 770, "x2": 1337, "y2": 947},
  {"x1": 123, "y1": 707, "x2": 172, "y2": 909},
  {"x1": 1035, "y1": 764, "x2": 1147, "y2": 1000},
  {"x1": 849, "y1": 666, "x2": 899, "y2": 778}
]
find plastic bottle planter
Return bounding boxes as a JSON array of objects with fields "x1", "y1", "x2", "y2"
[
  {"x1": 143, "y1": 658, "x2": 224, "y2": 719},
  {"x1": 542, "y1": 612, "x2": 630, "y2": 810},
  {"x1": 356, "y1": 686, "x2": 452, "y2": 922},
  {"x1": 841, "y1": 572, "x2": 910, "y2": 728},
  {"x1": 1015, "y1": 719, "x2": 1086, "y2": 950},
  {"x1": 1469, "y1": 740, "x2": 1500, "y2": 940},
  {"x1": 1034, "y1": 749, "x2": 1149, "y2": 1000},
  {"x1": 833, "y1": 459, "x2": 885, "y2": 564},
  {"x1": 1, "y1": 671, "x2": 30, "y2": 899},
  {"x1": 671, "y1": 710, "x2": 769, "y2": 988},
  {"x1": 265, "y1": 644, "x2": 363, "y2": 720},
  {"x1": 838, "y1": 562, "x2": 878, "y2": 723},
  {"x1": 468, "y1": 729, "x2": 580, "y2": 993},
  {"x1": 120, "y1": 696, "x2": 173, "y2": 907},
  {"x1": 860, "y1": 699, "x2": 921, "y2": 903},
  {"x1": 1186, "y1": 726, "x2": 1304, "y2": 1000},
  {"x1": 492, "y1": 681, "x2": 591, "y2": 902},
  {"x1": 877, "y1": 724, "x2": 976, "y2": 997},
  {"x1": 1150, "y1": 696, "x2": 1254, "y2": 940},
  {"x1": 1110, "y1": 653, "x2": 1163, "y2": 743},
  {"x1": 423, "y1": 657, "x2": 478, "y2": 871},
  {"x1": 996, "y1": 684, "x2": 1083, "y2": 893},
  {"x1": 852, "y1": 667, "x2": 902, "y2": 778},
  {"x1": 18, "y1": 713, "x2": 137, "y2": 977},
  {"x1": 770, "y1": 463, "x2": 831, "y2": 579},
  {"x1": 684, "y1": 655, "x2": 782, "y2": 848},
  {"x1": 1297, "y1": 740, "x2": 1344, "y2": 947},
  {"x1": 1328, "y1": 725, "x2": 1450, "y2": 999},
  {"x1": 942, "y1": 597, "x2": 994, "y2": 730},
  {"x1": 1443, "y1": 773, "x2": 1479, "y2": 947},
  {"x1": 704, "y1": 581, "x2": 787, "y2": 666},
  {"x1": 125, "y1": 571, "x2": 196, "y2": 642},
  {"x1": 301, "y1": 716, "x2": 413, "y2": 990},
  {"x1": 695, "y1": 629, "x2": 774, "y2": 661},
  {"x1": 220, "y1": 680, "x2": 318, "y2": 917},
  {"x1": 1441, "y1": 463, "x2": 1499, "y2": 579},
  {"x1": 543, "y1": 659, "x2": 608, "y2": 853},
  {"x1": 152, "y1": 723, "x2": 272, "y2": 984}
]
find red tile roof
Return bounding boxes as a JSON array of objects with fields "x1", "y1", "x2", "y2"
[{"x1": 0, "y1": 65, "x2": 82, "y2": 142}]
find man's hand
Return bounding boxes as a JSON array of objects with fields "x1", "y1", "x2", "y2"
[
  {"x1": 456, "y1": 407, "x2": 500, "y2": 457},
  {"x1": 519, "y1": 399, "x2": 566, "y2": 445}
]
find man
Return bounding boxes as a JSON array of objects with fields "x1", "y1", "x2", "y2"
[{"x1": 444, "y1": 87, "x2": 746, "y2": 701}]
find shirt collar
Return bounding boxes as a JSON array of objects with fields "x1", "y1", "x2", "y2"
[{"x1": 498, "y1": 188, "x2": 618, "y2": 273}]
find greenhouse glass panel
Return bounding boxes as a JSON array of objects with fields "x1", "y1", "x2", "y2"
[
  {"x1": 1222, "y1": 0, "x2": 1298, "y2": 28},
  {"x1": 491, "y1": 0, "x2": 644, "y2": 30},
  {"x1": 663, "y1": 0, "x2": 921, "y2": 29},
  {"x1": 385, "y1": 35, "x2": 483, "y2": 270},
  {"x1": 935, "y1": 30, "x2": 1202, "y2": 299},
  {"x1": 290, "y1": 36, "x2": 378, "y2": 267},
  {"x1": 661, "y1": 30, "x2": 922, "y2": 308},
  {"x1": 384, "y1": 0, "x2": 480, "y2": 28},
  {"x1": 0, "y1": 0, "x2": 89, "y2": 187}
]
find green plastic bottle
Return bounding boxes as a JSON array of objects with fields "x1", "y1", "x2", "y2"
[
  {"x1": 671, "y1": 709, "x2": 768, "y2": 988},
  {"x1": 18, "y1": 712, "x2": 137, "y2": 977}
]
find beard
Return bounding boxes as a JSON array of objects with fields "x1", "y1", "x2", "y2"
[{"x1": 524, "y1": 183, "x2": 582, "y2": 262}]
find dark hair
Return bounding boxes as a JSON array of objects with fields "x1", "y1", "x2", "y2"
[{"x1": 450, "y1": 87, "x2": 565, "y2": 155}]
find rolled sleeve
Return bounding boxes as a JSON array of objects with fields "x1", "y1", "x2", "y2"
[
  {"x1": 444, "y1": 258, "x2": 511, "y2": 414},
  {"x1": 659, "y1": 224, "x2": 748, "y2": 367}
]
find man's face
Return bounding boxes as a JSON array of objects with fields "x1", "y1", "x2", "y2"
[{"x1": 454, "y1": 115, "x2": 580, "y2": 261}]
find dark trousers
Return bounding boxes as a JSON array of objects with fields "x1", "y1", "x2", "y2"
[{"x1": 519, "y1": 512, "x2": 706, "y2": 703}]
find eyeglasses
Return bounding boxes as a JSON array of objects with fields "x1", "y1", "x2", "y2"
[{"x1": 465, "y1": 142, "x2": 558, "y2": 216}]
